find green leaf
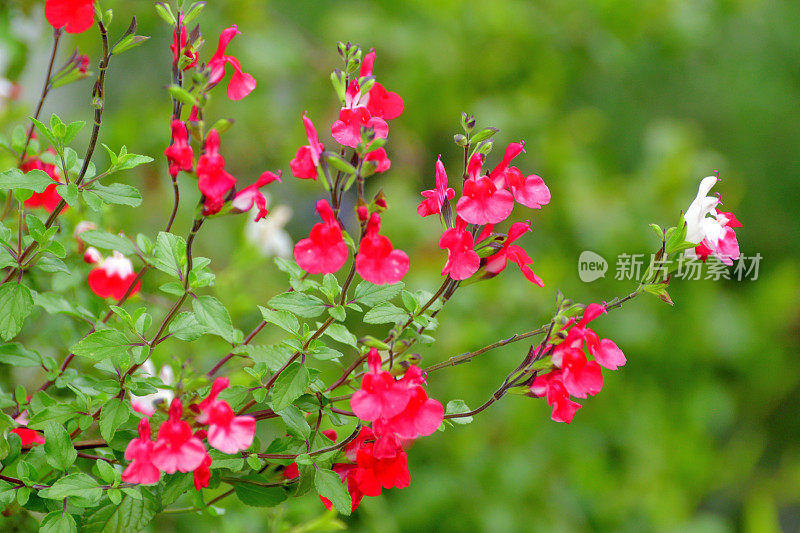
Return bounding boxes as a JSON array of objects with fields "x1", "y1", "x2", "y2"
[
  {"x1": 41, "y1": 511, "x2": 78, "y2": 533},
  {"x1": 353, "y1": 280, "x2": 404, "y2": 306},
  {"x1": 44, "y1": 422, "x2": 78, "y2": 470},
  {"x1": 63, "y1": 120, "x2": 85, "y2": 144},
  {"x1": 271, "y1": 362, "x2": 310, "y2": 411},
  {"x1": 0, "y1": 479, "x2": 16, "y2": 509},
  {"x1": 81, "y1": 487, "x2": 160, "y2": 533},
  {"x1": 27, "y1": 404, "x2": 77, "y2": 428},
  {"x1": 276, "y1": 405, "x2": 311, "y2": 439},
  {"x1": 363, "y1": 302, "x2": 408, "y2": 324},
  {"x1": 89, "y1": 183, "x2": 142, "y2": 207},
  {"x1": 0, "y1": 343, "x2": 42, "y2": 367},
  {"x1": 233, "y1": 481, "x2": 288, "y2": 508},
  {"x1": 259, "y1": 306, "x2": 299, "y2": 335},
  {"x1": 323, "y1": 323, "x2": 358, "y2": 348},
  {"x1": 0, "y1": 283, "x2": 34, "y2": 341},
  {"x1": 0, "y1": 168, "x2": 55, "y2": 193},
  {"x1": 192, "y1": 296, "x2": 236, "y2": 343},
  {"x1": 445, "y1": 400, "x2": 474, "y2": 424},
  {"x1": 315, "y1": 468, "x2": 351, "y2": 515},
  {"x1": 79, "y1": 230, "x2": 137, "y2": 256},
  {"x1": 99, "y1": 398, "x2": 131, "y2": 443},
  {"x1": 71, "y1": 329, "x2": 130, "y2": 362},
  {"x1": 246, "y1": 344, "x2": 295, "y2": 372},
  {"x1": 168, "y1": 312, "x2": 207, "y2": 341},
  {"x1": 36, "y1": 256, "x2": 70, "y2": 274},
  {"x1": 39, "y1": 473, "x2": 102, "y2": 501},
  {"x1": 153, "y1": 232, "x2": 186, "y2": 278},
  {"x1": 268, "y1": 292, "x2": 326, "y2": 318}
]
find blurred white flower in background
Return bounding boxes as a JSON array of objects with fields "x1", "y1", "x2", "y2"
[
  {"x1": 245, "y1": 199, "x2": 293, "y2": 258},
  {"x1": 130, "y1": 360, "x2": 175, "y2": 416}
]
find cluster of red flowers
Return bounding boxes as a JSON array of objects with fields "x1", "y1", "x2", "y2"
[
  {"x1": 122, "y1": 378, "x2": 256, "y2": 490},
  {"x1": 288, "y1": 50, "x2": 406, "y2": 285},
  {"x1": 164, "y1": 122, "x2": 280, "y2": 221},
  {"x1": 423, "y1": 142, "x2": 551, "y2": 284},
  {"x1": 530, "y1": 304, "x2": 627, "y2": 423}
]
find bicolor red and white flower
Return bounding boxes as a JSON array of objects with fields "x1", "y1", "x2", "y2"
[
  {"x1": 683, "y1": 175, "x2": 741, "y2": 265},
  {"x1": 131, "y1": 360, "x2": 175, "y2": 417},
  {"x1": 87, "y1": 250, "x2": 141, "y2": 300}
]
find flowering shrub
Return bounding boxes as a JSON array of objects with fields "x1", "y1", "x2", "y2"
[{"x1": 0, "y1": 2, "x2": 742, "y2": 531}]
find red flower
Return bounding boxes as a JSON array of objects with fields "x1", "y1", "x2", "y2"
[
  {"x1": 351, "y1": 437, "x2": 410, "y2": 496},
  {"x1": 358, "y1": 49, "x2": 404, "y2": 120},
  {"x1": 196, "y1": 129, "x2": 236, "y2": 216},
  {"x1": 196, "y1": 377, "x2": 256, "y2": 454},
  {"x1": 456, "y1": 154, "x2": 514, "y2": 225},
  {"x1": 374, "y1": 366, "x2": 444, "y2": 440},
  {"x1": 488, "y1": 141, "x2": 526, "y2": 183},
  {"x1": 294, "y1": 200, "x2": 349, "y2": 275},
  {"x1": 365, "y1": 82, "x2": 404, "y2": 121},
  {"x1": 20, "y1": 156, "x2": 65, "y2": 213},
  {"x1": 231, "y1": 171, "x2": 281, "y2": 221},
  {"x1": 364, "y1": 147, "x2": 391, "y2": 173},
  {"x1": 331, "y1": 107, "x2": 388, "y2": 148},
  {"x1": 557, "y1": 345, "x2": 603, "y2": 399},
  {"x1": 418, "y1": 156, "x2": 455, "y2": 217},
  {"x1": 439, "y1": 217, "x2": 479, "y2": 280},
  {"x1": 351, "y1": 349, "x2": 411, "y2": 421},
  {"x1": 122, "y1": 419, "x2": 161, "y2": 484},
  {"x1": 207, "y1": 26, "x2": 256, "y2": 100},
  {"x1": 502, "y1": 167, "x2": 551, "y2": 209},
  {"x1": 78, "y1": 55, "x2": 90, "y2": 74},
  {"x1": 530, "y1": 371, "x2": 582, "y2": 424},
  {"x1": 45, "y1": 0, "x2": 95, "y2": 34},
  {"x1": 11, "y1": 428, "x2": 45, "y2": 446},
  {"x1": 164, "y1": 120, "x2": 194, "y2": 178},
  {"x1": 289, "y1": 113, "x2": 324, "y2": 180},
  {"x1": 88, "y1": 251, "x2": 141, "y2": 300},
  {"x1": 565, "y1": 304, "x2": 627, "y2": 370},
  {"x1": 152, "y1": 399, "x2": 207, "y2": 474},
  {"x1": 355, "y1": 213, "x2": 409, "y2": 285},
  {"x1": 193, "y1": 453, "x2": 212, "y2": 490},
  {"x1": 484, "y1": 221, "x2": 544, "y2": 286}
]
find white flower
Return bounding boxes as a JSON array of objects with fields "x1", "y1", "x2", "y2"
[
  {"x1": 683, "y1": 175, "x2": 741, "y2": 265},
  {"x1": 245, "y1": 203, "x2": 293, "y2": 258},
  {"x1": 130, "y1": 360, "x2": 174, "y2": 416}
]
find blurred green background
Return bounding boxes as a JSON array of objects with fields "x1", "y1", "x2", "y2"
[{"x1": 1, "y1": 0, "x2": 799, "y2": 531}]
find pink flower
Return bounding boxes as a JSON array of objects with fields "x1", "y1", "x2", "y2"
[
  {"x1": 45, "y1": 0, "x2": 95, "y2": 34},
  {"x1": 484, "y1": 221, "x2": 544, "y2": 286},
  {"x1": 88, "y1": 251, "x2": 142, "y2": 300},
  {"x1": 193, "y1": 453, "x2": 212, "y2": 490},
  {"x1": 289, "y1": 113, "x2": 325, "y2": 179},
  {"x1": 331, "y1": 107, "x2": 388, "y2": 148},
  {"x1": 418, "y1": 156, "x2": 455, "y2": 217},
  {"x1": 11, "y1": 428, "x2": 45, "y2": 446},
  {"x1": 365, "y1": 147, "x2": 391, "y2": 173},
  {"x1": 355, "y1": 213, "x2": 409, "y2": 285},
  {"x1": 122, "y1": 419, "x2": 161, "y2": 484},
  {"x1": 456, "y1": 158, "x2": 515, "y2": 225},
  {"x1": 361, "y1": 49, "x2": 376, "y2": 77},
  {"x1": 439, "y1": 217, "x2": 479, "y2": 280},
  {"x1": 352, "y1": 437, "x2": 410, "y2": 496},
  {"x1": 488, "y1": 141, "x2": 526, "y2": 183},
  {"x1": 152, "y1": 399, "x2": 207, "y2": 474},
  {"x1": 294, "y1": 200, "x2": 349, "y2": 275},
  {"x1": 196, "y1": 129, "x2": 236, "y2": 216},
  {"x1": 567, "y1": 304, "x2": 627, "y2": 371},
  {"x1": 231, "y1": 171, "x2": 281, "y2": 221},
  {"x1": 558, "y1": 347, "x2": 603, "y2": 399},
  {"x1": 207, "y1": 26, "x2": 256, "y2": 100},
  {"x1": 351, "y1": 349, "x2": 411, "y2": 421},
  {"x1": 83, "y1": 246, "x2": 102, "y2": 264},
  {"x1": 164, "y1": 120, "x2": 194, "y2": 178},
  {"x1": 530, "y1": 371, "x2": 582, "y2": 424},
  {"x1": 197, "y1": 378, "x2": 256, "y2": 454}
]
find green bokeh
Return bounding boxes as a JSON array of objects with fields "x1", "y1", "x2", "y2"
[{"x1": 0, "y1": 0, "x2": 798, "y2": 531}]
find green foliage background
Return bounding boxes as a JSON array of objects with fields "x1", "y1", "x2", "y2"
[{"x1": 1, "y1": 0, "x2": 798, "y2": 531}]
